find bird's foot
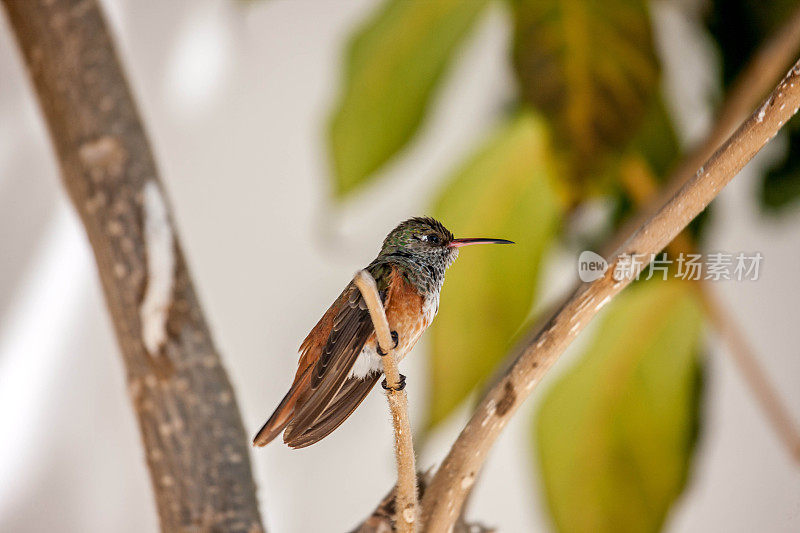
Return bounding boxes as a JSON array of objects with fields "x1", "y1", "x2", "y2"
[
  {"x1": 377, "y1": 331, "x2": 399, "y2": 356},
  {"x1": 382, "y1": 374, "x2": 406, "y2": 392}
]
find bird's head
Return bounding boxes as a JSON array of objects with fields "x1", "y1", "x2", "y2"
[{"x1": 379, "y1": 217, "x2": 513, "y2": 268}]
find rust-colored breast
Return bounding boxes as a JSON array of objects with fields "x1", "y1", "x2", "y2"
[{"x1": 377, "y1": 267, "x2": 428, "y2": 358}]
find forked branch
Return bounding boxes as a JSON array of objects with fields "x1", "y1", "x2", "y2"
[
  {"x1": 420, "y1": 57, "x2": 800, "y2": 531},
  {"x1": 354, "y1": 271, "x2": 419, "y2": 532}
]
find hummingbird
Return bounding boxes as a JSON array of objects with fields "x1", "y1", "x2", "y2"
[{"x1": 253, "y1": 217, "x2": 512, "y2": 448}]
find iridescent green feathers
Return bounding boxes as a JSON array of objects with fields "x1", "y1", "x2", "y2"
[
  {"x1": 380, "y1": 216, "x2": 455, "y2": 253},
  {"x1": 374, "y1": 217, "x2": 457, "y2": 296}
]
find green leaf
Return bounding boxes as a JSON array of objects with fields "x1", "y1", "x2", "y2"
[
  {"x1": 328, "y1": 0, "x2": 489, "y2": 198},
  {"x1": 626, "y1": 97, "x2": 680, "y2": 181},
  {"x1": 428, "y1": 111, "x2": 563, "y2": 427},
  {"x1": 536, "y1": 280, "x2": 704, "y2": 533},
  {"x1": 510, "y1": 0, "x2": 660, "y2": 177},
  {"x1": 601, "y1": 96, "x2": 680, "y2": 200},
  {"x1": 593, "y1": 97, "x2": 685, "y2": 247}
]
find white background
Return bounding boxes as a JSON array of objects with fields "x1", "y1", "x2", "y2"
[{"x1": 0, "y1": 1, "x2": 798, "y2": 531}]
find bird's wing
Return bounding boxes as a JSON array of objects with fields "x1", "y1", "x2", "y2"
[
  {"x1": 282, "y1": 262, "x2": 392, "y2": 443},
  {"x1": 284, "y1": 373, "x2": 380, "y2": 448}
]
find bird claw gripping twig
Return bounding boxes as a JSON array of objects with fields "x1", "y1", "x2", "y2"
[
  {"x1": 377, "y1": 331, "x2": 399, "y2": 356},
  {"x1": 382, "y1": 374, "x2": 406, "y2": 392}
]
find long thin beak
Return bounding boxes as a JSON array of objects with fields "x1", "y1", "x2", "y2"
[{"x1": 449, "y1": 237, "x2": 515, "y2": 248}]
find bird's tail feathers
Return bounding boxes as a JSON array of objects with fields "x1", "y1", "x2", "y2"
[{"x1": 252, "y1": 366, "x2": 312, "y2": 447}]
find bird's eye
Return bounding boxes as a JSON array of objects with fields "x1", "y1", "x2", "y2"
[{"x1": 427, "y1": 234, "x2": 440, "y2": 245}]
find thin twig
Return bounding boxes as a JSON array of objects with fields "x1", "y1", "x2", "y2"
[
  {"x1": 354, "y1": 270, "x2": 419, "y2": 532},
  {"x1": 699, "y1": 286, "x2": 800, "y2": 463},
  {"x1": 419, "y1": 58, "x2": 800, "y2": 532}
]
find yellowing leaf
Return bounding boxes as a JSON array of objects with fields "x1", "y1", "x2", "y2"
[
  {"x1": 328, "y1": 0, "x2": 489, "y2": 197},
  {"x1": 428, "y1": 112, "x2": 563, "y2": 427},
  {"x1": 511, "y1": 0, "x2": 659, "y2": 175},
  {"x1": 536, "y1": 280, "x2": 704, "y2": 533}
]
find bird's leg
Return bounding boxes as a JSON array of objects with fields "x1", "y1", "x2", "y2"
[
  {"x1": 382, "y1": 374, "x2": 406, "y2": 392},
  {"x1": 378, "y1": 330, "x2": 403, "y2": 390},
  {"x1": 377, "y1": 330, "x2": 399, "y2": 356}
]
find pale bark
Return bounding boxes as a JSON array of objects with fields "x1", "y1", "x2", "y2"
[{"x1": 2, "y1": 1, "x2": 264, "y2": 531}]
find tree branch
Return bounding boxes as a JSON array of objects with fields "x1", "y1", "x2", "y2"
[
  {"x1": 2, "y1": 1, "x2": 264, "y2": 530},
  {"x1": 354, "y1": 270, "x2": 419, "y2": 532},
  {"x1": 609, "y1": 2, "x2": 800, "y2": 252},
  {"x1": 419, "y1": 57, "x2": 800, "y2": 531},
  {"x1": 621, "y1": 155, "x2": 800, "y2": 465},
  {"x1": 351, "y1": 471, "x2": 493, "y2": 533},
  {"x1": 443, "y1": 12, "x2": 800, "y2": 520}
]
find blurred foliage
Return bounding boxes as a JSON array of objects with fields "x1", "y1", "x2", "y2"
[
  {"x1": 327, "y1": 0, "x2": 489, "y2": 197},
  {"x1": 510, "y1": 0, "x2": 660, "y2": 185},
  {"x1": 607, "y1": 98, "x2": 689, "y2": 238},
  {"x1": 609, "y1": 102, "x2": 711, "y2": 245},
  {"x1": 322, "y1": 0, "x2": 793, "y2": 529},
  {"x1": 536, "y1": 280, "x2": 704, "y2": 533},
  {"x1": 624, "y1": 98, "x2": 681, "y2": 181},
  {"x1": 705, "y1": 0, "x2": 797, "y2": 85},
  {"x1": 706, "y1": 0, "x2": 800, "y2": 212},
  {"x1": 761, "y1": 119, "x2": 800, "y2": 210},
  {"x1": 428, "y1": 111, "x2": 563, "y2": 427}
]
